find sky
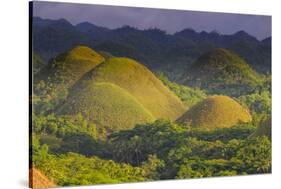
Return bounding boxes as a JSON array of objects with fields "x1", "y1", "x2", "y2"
[{"x1": 32, "y1": 1, "x2": 271, "y2": 40}]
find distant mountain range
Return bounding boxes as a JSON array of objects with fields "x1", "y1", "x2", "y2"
[{"x1": 32, "y1": 17, "x2": 271, "y2": 76}]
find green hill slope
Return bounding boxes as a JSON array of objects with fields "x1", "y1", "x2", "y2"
[
  {"x1": 57, "y1": 82, "x2": 155, "y2": 133},
  {"x1": 183, "y1": 48, "x2": 260, "y2": 96},
  {"x1": 83, "y1": 57, "x2": 186, "y2": 120},
  {"x1": 177, "y1": 95, "x2": 252, "y2": 129},
  {"x1": 34, "y1": 46, "x2": 105, "y2": 98}
]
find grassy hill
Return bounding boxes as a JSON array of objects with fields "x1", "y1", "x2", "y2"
[
  {"x1": 58, "y1": 82, "x2": 155, "y2": 134},
  {"x1": 249, "y1": 117, "x2": 271, "y2": 139},
  {"x1": 83, "y1": 57, "x2": 186, "y2": 120},
  {"x1": 182, "y1": 48, "x2": 261, "y2": 96},
  {"x1": 34, "y1": 46, "x2": 105, "y2": 98},
  {"x1": 177, "y1": 95, "x2": 252, "y2": 129},
  {"x1": 29, "y1": 167, "x2": 56, "y2": 188}
]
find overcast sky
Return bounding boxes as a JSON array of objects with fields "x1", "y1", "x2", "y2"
[{"x1": 33, "y1": 1, "x2": 271, "y2": 40}]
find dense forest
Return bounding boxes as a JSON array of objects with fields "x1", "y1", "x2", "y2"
[{"x1": 30, "y1": 17, "x2": 271, "y2": 188}]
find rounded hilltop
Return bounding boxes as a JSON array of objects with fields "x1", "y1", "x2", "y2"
[
  {"x1": 84, "y1": 57, "x2": 186, "y2": 120},
  {"x1": 58, "y1": 82, "x2": 155, "y2": 133},
  {"x1": 183, "y1": 48, "x2": 259, "y2": 95},
  {"x1": 34, "y1": 45, "x2": 105, "y2": 95},
  {"x1": 177, "y1": 95, "x2": 252, "y2": 129},
  {"x1": 188, "y1": 48, "x2": 258, "y2": 80}
]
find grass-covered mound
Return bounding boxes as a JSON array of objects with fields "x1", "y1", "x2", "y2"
[
  {"x1": 182, "y1": 48, "x2": 260, "y2": 96},
  {"x1": 84, "y1": 57, "x2": 186, "y2": 120},
  {"x1": 34, "y1": 46, "x2": 104, "y2": 97},
  {"x1": 29, "y1": 167, "x2": 56, "y2": 188},
  {"x1": 58, "y1": 82, "x2": 155, "y2": 133},
  {"x1": 177, "y1": 95, "x2": 252, "y2": 129},
  {"x1": 250, "y1": 117, "x2": 271, "y2": 139}
]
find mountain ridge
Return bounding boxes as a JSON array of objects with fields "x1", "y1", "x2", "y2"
[{"x1": 33, "y1": 17, "x2": 271, "y2": 74}]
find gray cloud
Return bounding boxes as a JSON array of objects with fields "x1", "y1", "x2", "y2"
[{"x1": 33, "y1": 1, "x2": 271, "y2": 40}]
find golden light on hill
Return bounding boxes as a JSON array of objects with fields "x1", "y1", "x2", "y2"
[{"x1": 177, "y1": 95, "x2": 252, "y2": 129}]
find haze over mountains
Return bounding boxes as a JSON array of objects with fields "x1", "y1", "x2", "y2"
[{"x1": 33, "y1": 17, "x2": 271, "y2": 75}]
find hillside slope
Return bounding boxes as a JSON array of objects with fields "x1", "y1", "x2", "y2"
[
  {"x1": 177, "y1": 95, "x2": 252, "y2": 129},
  {"x1": 58, "y1": 82, "x2": 155, "y2": 133},
  {"x1": 34, "y1": 46, "x2": 104, "y2": 99},
  {"x1": 182, "y1": 48, "x2": 260, "y2": 96},
  {"x1": 81, "y1": 57, "x2": 186, "y2": 120}
]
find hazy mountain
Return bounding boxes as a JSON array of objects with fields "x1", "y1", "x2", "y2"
[{"x1": 32, "y1": 17, "x2": 271, "y2": 76}]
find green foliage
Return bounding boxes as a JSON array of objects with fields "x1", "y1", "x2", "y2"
[
  {"x1": 238, "y1": 90, "x2": 271, "y2": 114},
  {"x1": 30, "y1": 45, "x2": 271, "y2": 186},
  {"x1": 188, "y1": 123, "x2": 256, "y2": 142},
  {"x1": 31, "y1": 94, "x2": 271, "y2": 186},
  {"x1": 235, "y1": 136, "x2": 271, "y2": 173},
  {"x1": 32, "y1": 143, "x2": 50, "y2": 167},
  {"x1": 249, "y1": 117, "x2": 271, "y2": 139},
  {"x1": 106, "y1": 120, "x2": 271, "y2": 179},
  {"x1": 167, "y1": 137, "x2": 271, "y2": 179},
  {"x1": 33, "y1": 52, "x2": 45, "y2": 74},
  {"x1": 31, "y1": 113, "x2": 108, "y2": 157},
  {"x1": 108, "y1": 120, "x2": 256, "y2": 163},
  {"x1": 141, "y1": 154, "x2": 165, "y2": 180},
  {"x1": 237, "y1": 77, "x2": 271, "y2": 128},
  {"x1": 33, "y1": 152, "x2": 147, "y2": 186},
  {"x1": 176, "y1": 159, "x2": 236, "y2": 178},
  {"x1": 39, "y1": 134, "x2": 62, "y2": 152},
  {"x1": 157, "y1": 72, "x2": 206, "y2": 107},
  {"x1": 32, "y1": 113, "x2": 97, "y2": 138},
  {"x1": 108, "y1": 120, "x2": 186, "y2": 166}
]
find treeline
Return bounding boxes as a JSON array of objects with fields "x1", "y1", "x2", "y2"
[{"x1": 31, "y1": 114, "x2": 271, "y2": 186}]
